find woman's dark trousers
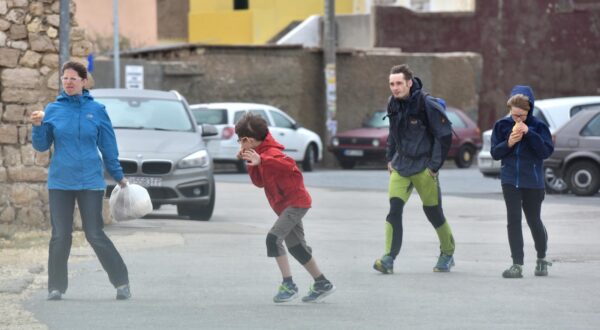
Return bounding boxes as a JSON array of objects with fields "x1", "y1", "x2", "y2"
[
  {"x1": 48, "y1": 189, "x2": 129, "y2": 293},
  {"x1": 501, "y1": 184, "x2": 548, "y2": 265}
]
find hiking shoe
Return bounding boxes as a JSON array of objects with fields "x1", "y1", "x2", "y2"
[
  {"x1": 273, "y1": 282, "x2": 298, "y2": 303},
  {"x1": 301, "y1": 280, "x2": 336, "y2": 303},
  {"x1": 534, "y1": 259, "x2": 552, "y2": 276},
  {"x1": 502, "y1": 264, "x2": 523, "y2": 278},
  {"x1": 116, "y1": 284, "x2": 131, "y2": 300},
  {"x1": 373, "y1": 255, "x2": 394, "y2": 274},
  {"x1": 47, "y1": 290, "x2": 62, "y2": 301},
  {"x1": 433, "y1": 253, "x2": 455, "y2": 272}
]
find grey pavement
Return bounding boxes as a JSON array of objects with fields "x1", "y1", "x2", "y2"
[{"x1": 25, "y1": 169, "x2": 600, "y2": 329}]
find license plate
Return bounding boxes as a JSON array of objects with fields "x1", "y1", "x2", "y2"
[
  {"x1": 126, "y1": 176, "x2": 162, "y2": 187},
  {"x1": 344, "y1": 149, "x2": 364, "y2": 157}
]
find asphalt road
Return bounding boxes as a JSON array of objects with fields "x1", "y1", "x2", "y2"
[{"x1": 25, "y1": 168, "x2": 600, "y2": 329}]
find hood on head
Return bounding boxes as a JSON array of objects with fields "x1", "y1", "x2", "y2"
[
  {"x1": 509, "y1": 85, "x2": 535, "y2": 119},
  {"x1": 256, "y1": 132, "x2": 284, "y2": 153},
  {"x1": 409, "y1": 77, "x2": 423, "y2": 97}
]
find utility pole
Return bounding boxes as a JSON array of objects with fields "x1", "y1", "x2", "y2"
[
  {"x1": 323, "y1": 0, "x2": 337, "y2": 144},
  {"x1": 113, "y1": 0, "x2": 120, "y2": 88},
  {"x1": 58, "y1": 0, "x2": 70, "y2": 92}
]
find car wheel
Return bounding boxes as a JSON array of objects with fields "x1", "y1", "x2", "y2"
[
  {"x1": 454, "y1": 145, "x2": 474, "y2": 168},
  {"x1": 236, "y1": 160, "x2": 247, "y2": 173},
  {"x1": 566, "y1": 161, "x2": 600, "y2": 196},
  {"x1": 176, "y1": 180, "x2": 216, "y2": 220},
  {"x1": 302, "y1": 144, "x2": 317, "y2": 172},
  {"x1": 339, "y1": 159, "x2": 356, "y2": 169},
  {"x1": 544, "y1": 167, "x2": 568, "y2": 194}
]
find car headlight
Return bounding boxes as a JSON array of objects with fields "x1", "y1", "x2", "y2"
[
  {"x1": 178, "y1": 150, "x2": 210, "y2": 168},
  {"x1": 331, "y1": 137, "x2": 339, "y2": 147},
  {"x1": 372, "y1": 139, "x2": 380, "y2": 147}
]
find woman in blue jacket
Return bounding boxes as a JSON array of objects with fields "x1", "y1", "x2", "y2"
[
  {"x1": 30, "y1": 61, "x2": 131, "y2": 300},
  {"x1": 491, "y1": 85, "x2": 554, "y2": 278}
]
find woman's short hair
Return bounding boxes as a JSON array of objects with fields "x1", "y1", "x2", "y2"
[
  {"x1": 61, "y1": 61, "x2": 88, "y2": 80},
  {"x1": 507, "y1": 94, "x2": 531, "y2": 111},
  {"x1": 235, "y1": 113, "x2": 269, "y2": 141}
]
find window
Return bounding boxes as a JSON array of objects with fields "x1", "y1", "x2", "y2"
[
  {"x1": 248, "y1": 109, "x2": 271, "y2": 125},
  {"x1": 445, "y1": 111, "x2": 466, "y2": 129},
  {"x1": 270, "y1": 110, "x2": 295, "y2": 129},
  {"x1": 192, "y1": 109, "x2": 227, "y2": 125},
  {"x1": 364, "y1": 111, "x2": 389, "y2": 128},
  {"x1": 234, "y1": 0, "x2": 248, "y2": 10},
  {"x1": 571, "y1": 104, "x2": 600, "y2": 117},
  {"x1": 532, "y1": 107, "x2": 549, "y2": 127},
  {"x1": 581, "y1": 113, "x2": 600, "y2": 137},
  {"x1": 233, "y1": 109, "x2": 271, "y2": 125},
  {"x1": 100, "y1": 98, "x2": 193, "y2": 131}
]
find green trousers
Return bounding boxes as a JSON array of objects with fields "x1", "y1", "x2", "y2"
[{"x1": 384, "y1": 169, "x2": 455, "y2": 258}]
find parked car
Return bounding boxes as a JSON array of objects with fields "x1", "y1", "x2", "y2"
[
  {"x1": 93, "y1": 89, "x2": 218, "y2": 221},
  {"x1": 190, "y1": 102, "x2": 323, "y2": 172},
  {"x1": 477, "y1": 96, "x2": 600, "y2": 193},
  {"x1": 544, "y1": 107, "x2": 600, "y2": 196},
  {"x1": 328, "y1": 107, "x2": 482, "y2": 169}
]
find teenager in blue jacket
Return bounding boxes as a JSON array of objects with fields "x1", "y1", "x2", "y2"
[
  {"x1": 491, "y1": 85, "x2": 554, "y2": 278},
  {"x1": 30, "y1": 61, "x2": 131, "y2": 300}
]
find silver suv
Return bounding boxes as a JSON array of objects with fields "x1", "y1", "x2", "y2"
[
  {"x1": 93, "y1": 89, "x2": 217, "y2": 220},
  {"x1": 544, "y1": 107, "x2": 600, "y2": 196}
]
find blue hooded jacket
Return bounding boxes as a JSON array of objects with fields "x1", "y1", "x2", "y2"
[
  {"x1": 32, "y1": 90, "x2": 124, "y2": 190},
  {"x1": 491, "y1": 85, "x2": 554, "y2": 189}
]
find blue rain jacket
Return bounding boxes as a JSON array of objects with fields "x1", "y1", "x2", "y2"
[
  {"x1": 491, "y1": 85, "x2": 554, "y2": 189},
  {"x1": 32, "y1": 90, "x2": 124, "y2": 190}
]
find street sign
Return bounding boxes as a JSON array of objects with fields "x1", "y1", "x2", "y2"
[{"x1": 125, "y1": 65, "x2": 144, "y2": 89}]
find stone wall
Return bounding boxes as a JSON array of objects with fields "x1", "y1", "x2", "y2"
[{"x1": 0, "y1": 0, "x2": 94, "y2": 233}]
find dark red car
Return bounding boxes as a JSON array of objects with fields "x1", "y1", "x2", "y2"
[{"x1": 329, "y1": 108, "x2": 482, "y2": 169}]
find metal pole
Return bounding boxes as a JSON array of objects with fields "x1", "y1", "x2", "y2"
[
  {"x1": 113, "y1": 0, "x2": 120, "y2": 88},
  {"x1": 58, "y1": 0, "x2": 70, "y2": 92},
  {"x1": 323, "y1": 0, "x2": 337, "y2": 143}
]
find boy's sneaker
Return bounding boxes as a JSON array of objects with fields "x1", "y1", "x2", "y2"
[
  {"x1": 534, "y1": 258, "x2": 552, "y2": 276},
  {"x1": 301, "y1": 280, "x2": 336, "y2": 303},
  {"x1": 502, "y1": 264, "x2": 523, "y2": 278},
  {"x1": 373, "y1": 255, "x2": 394, "y2": 274},
  {"x1": 273, "y1": 282, "x2": 298, "y2": 303},
  {"x1": 116, "y1": 284, "x2": 131, "y2": 300},
  {"x1": 433, "y1": 253, "x2": 455, "y2": 272}
]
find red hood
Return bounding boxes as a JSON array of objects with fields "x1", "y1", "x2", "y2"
[{"x1": 335, "y1": 127, "x2": 389, "y2": 139}]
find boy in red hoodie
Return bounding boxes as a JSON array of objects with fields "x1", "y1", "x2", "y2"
[{"x1": 235, "y1": 113, "x2": 335, "y2": 303}]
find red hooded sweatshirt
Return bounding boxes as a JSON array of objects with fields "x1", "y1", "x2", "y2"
[{"x1": 247, "y1": 132, "x2": 312, "y2": 215}]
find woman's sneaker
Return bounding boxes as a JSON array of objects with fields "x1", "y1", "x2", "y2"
[
  {"x1": 433, "y1": 253, "x2": 455, "y2": 272},
  {"x1": 534, "y1": 259, "x2": 552, "y2": 276},
  {"x1": 301, "y1": 280, "x2": 336, "y2": 303},
  {"x1": 47, "y1": 289, "x2": 62, "y2": 301},
  {"x1": 273, "y1": 282, "x2": 298, "y2": 303},
  {"x1": 502, "y1": 264, "x2": 523, "y2": 278},
  {"x1": 373, "y1": 255, "x2": 394, "y2": 274}
]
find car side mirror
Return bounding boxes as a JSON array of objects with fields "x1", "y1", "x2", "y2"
[{"x1": 200, "y1": 124, "x2": 218, "y2": 137}]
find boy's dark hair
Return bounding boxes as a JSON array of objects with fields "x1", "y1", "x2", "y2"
[
  {"x1": 390, "y1": 64, "x2": 413, "y2": 81},
  {"x1": 235, "y1": 113, "x2": 269, "y2": 141},
  {"x1": 62, "y1": 61, "x2": 88, "y2": 80}
]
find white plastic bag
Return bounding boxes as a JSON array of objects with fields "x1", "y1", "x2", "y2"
[{"x1": 109, "y1": 183, "x2": 153, "y2": 221}]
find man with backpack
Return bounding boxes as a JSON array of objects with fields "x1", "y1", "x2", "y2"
[{"x1": 373, "y1": 64, "x2": 456, "y2": 274}]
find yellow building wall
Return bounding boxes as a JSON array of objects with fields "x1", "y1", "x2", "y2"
[{"x1": 189, "y1": 0, "x2": 354, "y2": 45}]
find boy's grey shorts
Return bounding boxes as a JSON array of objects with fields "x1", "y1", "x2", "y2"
[{"x1": 267, "y1": 207, "x2": 311, "y2": 258}]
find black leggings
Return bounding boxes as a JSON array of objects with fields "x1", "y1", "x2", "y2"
[{"x1": 502, "y1": 184, "x2": 548, "y2": 265}]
